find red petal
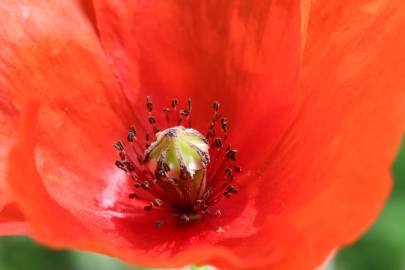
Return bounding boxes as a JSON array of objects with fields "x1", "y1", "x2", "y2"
[
  {"x1": 9, "y1": 100, "x2": 274, "y2": 268},
  {"x1": 3, "y1": 2, "x2": 304, "y2": 267},
  {"x1": 92, "y1": 0, "x2": 302, "y2": 167},
  {"x1": 0, "y1": 0, "x2": 131, "y2": 238},
  {"x1": 0, "y1": 202, "x2": 29, "y2": 235},
  {"x1": 0, "y1": 89, "x2": 19, "y2": 213},
  {"x1": 0, "y1": 222, "x2": 30, "y2": 236},
  {"x1": 3, "y1": 1, "x2": 405, "y2": 270},
  {"x1": 0, "y1": 88, "x2": 26, "y2": 231},
  {"x1": 7, "y1": 100, "x2": 103, "y2": 246},
  {"x1": 253, "y1": 0, "x2": 405, "y2": 269}
]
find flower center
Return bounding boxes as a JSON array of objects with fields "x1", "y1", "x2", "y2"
[{"x1": 113, "y1": 97, "x2": 240, "y2": 226}]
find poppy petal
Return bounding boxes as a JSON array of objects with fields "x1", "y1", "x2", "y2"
[
  {"x1": 92, "y1": 0, "x2": 302, "y2": 167},
  {"x1": 2, "y1": 1, "x2": 339, "y2": 269},
  {"x1": 0, "y1": 202, "x2": 29, "y2": 235},
  {"x1": 8, "y1": 99, "x2": 280, "y2": 269},
  {"x1": 0, "y1": 1, "x2": 258, "y2": 267},
  {"x1": 253, "y1": 0, "x2": 405, "y2": 269},
  {"x1": 0, "y1": 0, "x2": 132, "y2": 237},
  {"x1": 0, "y1": 222, "x2": 30, "y2": 236},
  {"x1": 2, "y1": 1, "x2": 404, "y2": 270},
  {"x1": 0, "y1": 91, "x2": 19, "y2": 212}
]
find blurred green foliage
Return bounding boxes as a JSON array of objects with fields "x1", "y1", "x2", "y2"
[{"x1": 0, "y1": 140, "x2": 404, "y2": 270}]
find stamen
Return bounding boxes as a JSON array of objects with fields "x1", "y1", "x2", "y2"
[
  {"x1": 225, "y1": 149, "x2": 238, "y2": 161},
  {"x1": 113, "y1": 141, "x2": 124, "y2": 151},
  {"x1": 172, "y1": 98, "x2": 178, "y2": 109},
  {"x1": 127, "y1": 126, "x2": 136, "y2": 142},
  {"x1": 146, "y1": 96, "x2": 153, "y2": 112},
  {"x1": 213, "y1": 100, "x2": 220, "y2": 113},
  {"x1": 214, "y1": 137, "x2": 223, "y2": 149},
  {"x1": 144, "y1": 204, "x2": 153, "y2": 212},
  {"x1": 113, "y1": 98, "x2": 241, "y2": 225}
]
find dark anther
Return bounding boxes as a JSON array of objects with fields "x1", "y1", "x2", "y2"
[
  {"x1": 144, "y1": 204, "x2": 153, "y2": 212},
  {"x1": 145, "y1": 133, "x2": 151, "y2": 141},
  {"x1": 119, "y1": 151, "x2": 126, "y2": 161},
  {"x1": 130, "y1": 172, "x2": 139, "y2": 179},
  {"x1": 223, "y1": 191, "x2": 231, "y2": 198},
  {"x1": 148, "y1": 116, "x2": 157, "y2": 125},
  {"x1": 225, "y1": 167, "x2": 233, "y2": 178},
  {"x1": 214, "y1": 137, "x2": 223, "y2": 149},
  {"x1": 213, "y1": 101, "x2": 220, "y2": 112},
  {"x1": 180, "y1": 109, "x2": 190, "y2": 116},
  {"x1": 128, "y1": 193, "x2": 140, "y2": 199},
  {"x1": 187, "y1": 98, "x2": 192, "y2": 112},
  {"x1": 141, "y1": 181, "x2": 150, "y2": 190},
  {"x1": 226, "y1": 185, "x2": 238, "y2": 194},
  {"x1": 163, "y1": 107, "x2": 170, "y2": 113},
  {"x1": 153, "y1": 199, "x2": 162, "y2": 207},
  {"x1": 226, "y1": 149, "x2": 238, "y2": 161},
  {"x1": 155, "y1": 220, "x2": 164, "y2": 228},
  {"x1": 172, "y1": 98, "x2": 178, "y2": 108},
  {"x1": 233, "y1": 165, "x2": 241, "y2": 173},
  {"x1": 125, "y1": 161, "x2": 135, "y2": 172},
  {"x1": 113, "y1": 141, "x2": 124, "y2": 151},
  {"x1": 221, "y1": 117, "x2": 228, "y2": 132},
  {"x1": 146, "y1": 96, "x2": 153, "y2": 112},
  {"x1": 115, "y1": 160, "x2": 127, "y2": 172},
  {"x1": 127, "y1": 132, "x2": 135, "y2": 142},
  {"x1": 127, "y1": 126, "x2": 136, "y2": 142}
]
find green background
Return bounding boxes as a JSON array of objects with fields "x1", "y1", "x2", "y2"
[{"x1": 0, "y1": 141, "x2": 404, "y2": 270}]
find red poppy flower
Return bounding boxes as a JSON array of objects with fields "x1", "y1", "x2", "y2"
[{"x1": 1, "y1": 0, "x2": 405, "y2": 269}]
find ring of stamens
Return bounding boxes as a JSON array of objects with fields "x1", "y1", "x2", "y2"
[{"x1": 113, "y1": 97, "x2": 240, "y2": 227}]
